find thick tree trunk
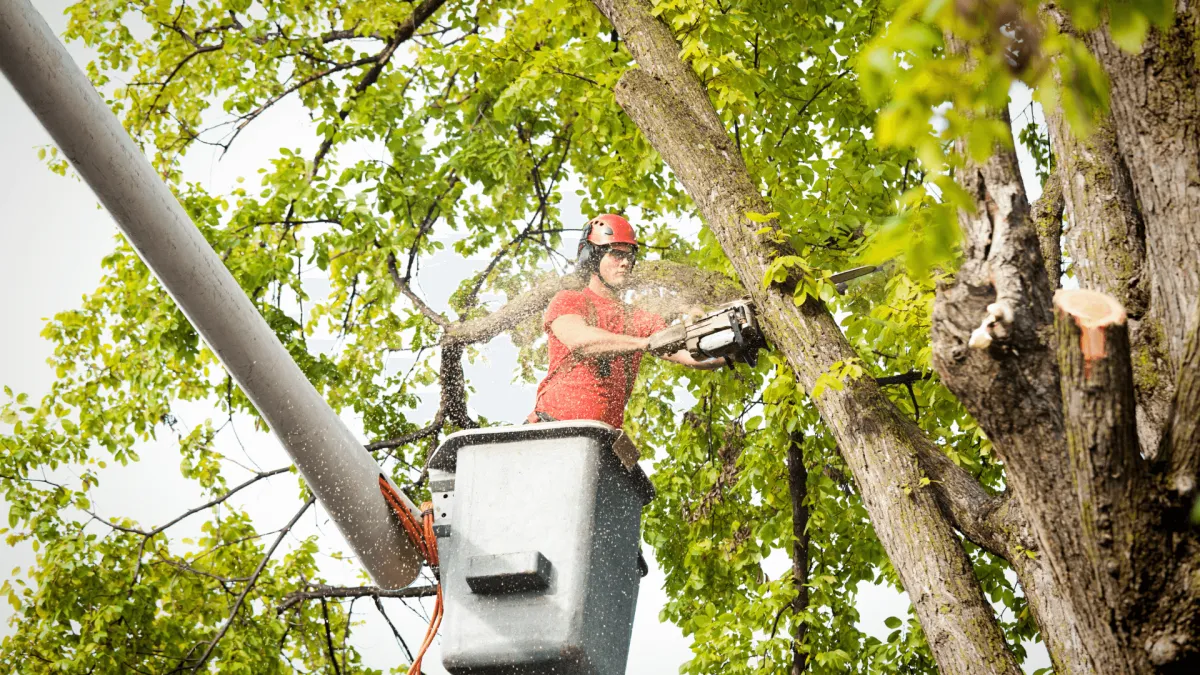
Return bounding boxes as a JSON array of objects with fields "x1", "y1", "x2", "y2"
[
  {"x1": 927, "y1": 100, "x2": 1128, "y2": 672},
  {"x1": 787, "y1": 434, "x2": 810, "y2": 675},
  {"x1": 589, "y1": 2, "x2": 1022, "y2": 672},
  {"x1": 929, "y1": 90, "x2": 1182, "y2": 668}
]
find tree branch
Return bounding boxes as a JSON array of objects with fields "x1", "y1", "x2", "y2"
[
  {"x1": 310, "y1": 0, "x2": 449, "y2": 173},
  {"x1": 387, "y1": 252, "x2": 450, "y2": 329},
  {"x1": 277, "y1": 583, "x2": 439, "y2": 614},
  {"x1": 461, "y1": 132, "x2": 573, "y2": 310},
  {"x1": 439, "y1": 343, "x2": 476, "y2": 429},
  {"x1": 786, "y1": 433, "x2": 810, "y2": 674},
  {"x1": 139, "y1": 44, "x2": 223, "y2": 130},
  {"x1": 223, "y1": 54, "x2": 380, "y2": 151},
  {"x1": 319, "y1": 598, "x2": 344, "y2": 675},
  {"x1": 373, "y1": 596, "x2": 416, "y2": 663},
  {"x1": 366, "y1": 420, "x2": 445, "y2": 453},
  {"x1": 1045, "y1": 102, "x2": 1169, "y2": 454},
  {"x1": 873, "y1": 371, "x2": 929, "y2": 387},
  {"x1": 1032, "y1": 170, "x2": 1064, "y2": 289},
  {"x1": 147, "y1": 467, "x2": 291, "y2": 538},
  {"x1": 1052, "y1": 289, "x2": 1165, "y2": 653},
  {"x1": 913, "y1": 438, "x2": 1016, "y2": 560}
]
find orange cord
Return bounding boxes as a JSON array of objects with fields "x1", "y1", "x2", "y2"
[{"x1": 378, "y1": 478, "x2": 444, "y2": 675}]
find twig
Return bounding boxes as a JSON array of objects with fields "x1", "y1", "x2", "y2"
[
  {"x1": 386, "y1": 252, "x2": 450, "y2": 328},
  {"x1": 221, "y1": 55, "x2": 379, "y2": 154},
  {"x1": 310, "y1": 0, "x2": 449, "y2": 173},
  {"x1": 320, "y1": 598, "x2": 344, "y2": 675},
  {"x1": 373, "y1": 596, "x2": 416, "y2": 662}
]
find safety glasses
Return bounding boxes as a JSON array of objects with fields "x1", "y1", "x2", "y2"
[{"x1": 604, "y1": 247, "x2": 638, "y2": 264}]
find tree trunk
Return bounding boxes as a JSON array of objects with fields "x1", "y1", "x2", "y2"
[{"x1": 1032, "y1": 170, "x2": 1064, "y2": 288}]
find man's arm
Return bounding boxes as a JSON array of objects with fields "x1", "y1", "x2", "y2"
[{"x1": 550, "y1": 314, "x2": 649, "y2": 357}]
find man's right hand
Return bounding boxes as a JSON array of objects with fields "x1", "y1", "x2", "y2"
[{"x1": 647, "y1": 324, "x2": 688, "y2": 356}]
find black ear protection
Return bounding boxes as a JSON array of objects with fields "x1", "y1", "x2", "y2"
[{"x1": 575, "y1": 220, "x2": 604, "y2": 279}]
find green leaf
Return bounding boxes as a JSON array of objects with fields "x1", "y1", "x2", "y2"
[
  {"x1": 745, "y1": 211, "x2": 780, "y2": 223},
  {"x1": 1109, "y1": 3, "x2": 1151, "y2": 53}
]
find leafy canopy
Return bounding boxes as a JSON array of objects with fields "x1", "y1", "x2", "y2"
[{"x1": 1, "y1": 0, "x2": 1143, "y2": 672}]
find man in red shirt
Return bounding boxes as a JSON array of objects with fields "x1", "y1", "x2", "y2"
[{"x1": 527, "y1": 214, "x2": 726, "y2": 427}]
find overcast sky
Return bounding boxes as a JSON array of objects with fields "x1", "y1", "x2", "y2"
[{"x1": 0, "y1": 1, "x2": 1050, "y2": 672}]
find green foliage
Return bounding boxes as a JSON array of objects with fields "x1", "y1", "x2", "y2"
[
  {"x1": 2, "y1": 0, "x2": 1146, "y2": 671},
  {"x1": 855, "y1": 0, "x2": 1172, "y2": 276}
]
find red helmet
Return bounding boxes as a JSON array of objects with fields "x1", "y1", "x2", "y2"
[
  {"x1": 577, "y1": 214, "x2": 639, "y2": 277},
  {"x1": 581, "y1": 214, "x2": 639, "y2": 249}
]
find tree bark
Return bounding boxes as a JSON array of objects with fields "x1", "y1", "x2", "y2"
[
  {"x1": 1162, "y1": 306, "x2": 1200, "y2": 495},
  {"x1": 589, "y1": 2, "x2": 1022, "y2": 672},
  {"x1": 929, "y1": 97, "x2": 1120, "y2": 671}
]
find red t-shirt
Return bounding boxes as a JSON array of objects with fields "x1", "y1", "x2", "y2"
[{"x1": 534, "y1": 288, "x2": 666, "y2": 428}]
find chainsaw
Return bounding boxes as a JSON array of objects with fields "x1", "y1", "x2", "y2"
[
  {"x1": 645, "y1": 266, "x2": 881, "y2": 367},
  {"x1": 647, "y1": 299, "x2": 766, "y2": 367}
]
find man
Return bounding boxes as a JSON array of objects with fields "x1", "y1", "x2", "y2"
[{"x1": 527, "y1": 214, "x2": 725, "y2": 426}]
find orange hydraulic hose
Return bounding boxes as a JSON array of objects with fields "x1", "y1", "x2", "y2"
[{"x1": 378, "y1": 477, "x2": 443, "y2": 675}]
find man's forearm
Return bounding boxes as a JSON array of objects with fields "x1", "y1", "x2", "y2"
[
  {"x1": 570, "y1": 326, "x2": 649, "y2": 357},
  {"x1": 551, "y1": 316, "x2": 649, "y2": 357}
]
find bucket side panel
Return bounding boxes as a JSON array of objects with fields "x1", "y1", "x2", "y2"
[{"x1": 440, "y1": 436, "x2": 602, "y2": 673}]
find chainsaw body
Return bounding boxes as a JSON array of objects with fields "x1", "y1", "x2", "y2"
[{"x1": 648, "y1": 299, "x2": 765, "y2": 366}]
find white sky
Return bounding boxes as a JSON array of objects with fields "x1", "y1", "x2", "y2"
[{"x1": 0, "y1": 1, "x2": 1049, "y2": 672}]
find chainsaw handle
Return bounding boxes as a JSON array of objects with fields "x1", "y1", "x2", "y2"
[{"x1": 647, "y1": 324, "x2": 687, "y2": 356}]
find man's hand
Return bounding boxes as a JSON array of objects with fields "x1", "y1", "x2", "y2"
[{"x1": 659, "y1": 350, "x2": 730, "y2": 370}]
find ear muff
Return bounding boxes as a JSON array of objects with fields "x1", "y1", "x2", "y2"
[{"x1": 576, "y1": 222, "x2": 599, "y2": 278}]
